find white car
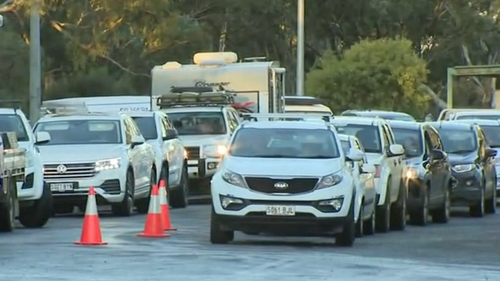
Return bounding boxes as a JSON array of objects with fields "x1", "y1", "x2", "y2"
[
  {"x1": 210, "y1": 115, "x2": 366, "y2": 246},
  {"x1": 127, "y1": 110, "x2": 189, "y2": 208},
  {"x1": 338, "y1": 134, "x2": 377, "y2": 236},
  {"x1": 157, "y1": 91, "x2": 241, "y2": 185},
  {"x1": 331, "y1": 116, "x2": 406, "y2": 233},
  {"x1": 0, "y1": 107, "x2": 52, "y2": 228},
  {"x1": 33, "y1": 111, "x2": 156, "y2": 216}
]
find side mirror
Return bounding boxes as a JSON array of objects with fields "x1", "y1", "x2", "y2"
[
  {"x1": 131, "y1": 135, "x2": 145, "y2": 147},
  {"x1": 430, "y1": 149, "x2": 446, "y2": 161},
  {"x1": 486, "y1": 148, "x2": 497, "y2": 158},
  {"x1": 35, "y1": 131, "x2": 51, "y2": 144},
  {"x1": 388, "y1": 144, "x2": 405, "y2": 157},
  {"x1": 361, "y1": 163, "x2": 376, "y2": 174},
  {"x1": 162, "y1": 129, "x2": 179, "y2": 141},
  {"x1": 346, "y1": 148, "x2": 364, "y2": 162}
]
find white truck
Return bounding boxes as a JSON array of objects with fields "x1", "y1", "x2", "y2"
[
  {"x1": 0, "y1": 132, "x2": 26, "y2": 232},
  {"x1": 0, "y1": 104, "x2": 52, "y2": 228},
  {"x1": 151, "y1": 51, "x2": 287, "y2": 114}
]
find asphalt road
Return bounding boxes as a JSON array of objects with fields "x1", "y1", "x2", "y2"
[{"x1": 1, "y1": 205, "x2": 499, "y2": 281}]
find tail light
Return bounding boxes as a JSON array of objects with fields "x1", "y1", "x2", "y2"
[{"x1": 374, "y1": 165, "x2": 381, "y2": 178}]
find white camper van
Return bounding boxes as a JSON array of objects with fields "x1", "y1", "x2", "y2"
[{"x1": 151, "y1": 52, "x2": 286, "y2": 114}]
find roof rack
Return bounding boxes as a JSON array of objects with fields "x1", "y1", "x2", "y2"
[
  {"x1": 41, "y1": 101, "x2": 89, "y2": 115},
  {"x1": 284, "y1": 96, "x2": 324, "y2": 106},
  {"x1": 157, "y1": 87, "x2": 235, "y2": 109},
  {"x1": 241, "y1": 113, "x2": 333, "y2": 122}
]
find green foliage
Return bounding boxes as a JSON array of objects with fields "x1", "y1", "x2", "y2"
[
  {"x1": 44, "y1": 67, "x2": 136, "y2": 99},
  {"x1": 306, "y1": 38, "x2": 430, "y2": 117},
  {"x1": 0, "y1": 29, "x2": 30, "y2": 99}
]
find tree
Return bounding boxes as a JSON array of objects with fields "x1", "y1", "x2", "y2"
[{"x1": 306, "y1": 38, "x2": 430, "y2": 117}]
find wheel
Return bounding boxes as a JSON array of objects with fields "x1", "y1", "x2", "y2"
[
  {"x1": 0, "y1": 178, "x2": 16, "y2": 232},
  {"x1": 111, "y1": 170, "x2": 134, "y2": 216},
  {"x1": 375, "y1": 187, "x2": 391, "y2": 233},
  {"x1": 336, "y1": 203, "x2": 355, "y2": 247},
  {"x1": 390, "y1": 183, "x2": 406, "y2": 231},
  {"x1": 170, "y1": 166, "x2": 189, "y2": 209},
  {"x1": 431, "y1": 186, "x2": 450, "y2": 223},
  {"x1": 210, "y1": 207, "x2": 234, "y2": 244},
  {"x1": 409, "y1": 187, "x2": 428, "y2": 226},
  {"x1": 355, "y1": 204, "x2": 364, "y2": 238},
  {"x1": 485, "y1": 187, "x2": 496, "y2": 214},
  {"x1": 19, "y1": 182, "x2": 52, "y2": 228},
  {"x1": 363, "y1": 209, "x2": 376, "y2": 235},
  {"x1": 136, "y1": 169, "x2": 156, "y2": 214},
  {"x1": 469, "y1": 187, "x2": 485, "y2": 217}
]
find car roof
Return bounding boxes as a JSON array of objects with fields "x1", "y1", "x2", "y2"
[
  {"x1": 331, "y1": 116, "x2": 385, "y2": 126},
  {"x1": 125, "y1": 111, "x2": 156, "y2": 117},
  {"x1": 38, "y1": 112, "x2": 122, "y2": 122},
  {"x1": 342, "y1": 109, "x2": 413, "y2": 117},
  {"x1": 241, "y1": 121, "x2": 331, "y2": 130},
  {"x1": 454, "y1": 110, "x2": 500, "y2": 117},
  {"x1": 426, "y1": 121, "x2": 474, "y2": 131},
  {"x1": 451, "y1": 119, "x2": 500, "y2": 126},
  {"x1": 387, "y1": 120, "x2": 422, "y2": 130}
]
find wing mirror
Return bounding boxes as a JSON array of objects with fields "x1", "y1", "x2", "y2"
[
  {"x1": 35, "y1": 131, "x2": 51, "y2": 144},
  {"x1": 430, "y1": 149, "x2": 446, "y2": 161},
  {"x1": 131, "y1": 135, "x2": 145, "y2": 147},
  {"x1": 361, "y1": 163, "x2": 376, "y2": 174},
  {"x1": 388, "y1": 144, "x2": 405, "y2": 157},
  {"x1": 346, "y1": 148, "x2": 364, "y2": 162},
  {"x1": 486, "y1": 148, "x2": 497, "y2": 158}
]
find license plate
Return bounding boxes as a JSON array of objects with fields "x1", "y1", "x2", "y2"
[
  {"x1": 265, "y1": 205, "x2": 296, "y2": 216},
  {"x1": 50, "y1": 183, "x2": 75, "y2": 192}
]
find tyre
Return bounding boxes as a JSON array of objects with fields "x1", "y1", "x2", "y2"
[
  {"x1": 355, "y1": 204, "x2": 364, "y2": 238},
  {"x1": 409, "y1": 188, "x2": 429, "y2": 226},
  {"x1": 375, "y1": 186, "x2": 391, "y2": 233},
  {"x1": 136, "y1": 169, "x2": 156, "y2": 214},
  {"x1": 170, "y1": 166, "x2": 189, "y2": 209},
  {"x1": 0, "y1": 178, "x2": 16, "y2": 232},
  {"x1": 336, "y1": 202, "x2": 355, "y2": 247},
  {"x1": 485, "y1": 187, "x2": 496, "y2": 214},
  {"x1": 19, "y1": 182, "x2": 52, "y2": 228},
  {"x1": 210, "y1": 207, "x2": 234, "y2": 244},
  {"x1": 111, "y1": 170, "x2": 134, "y2": 216},
  {"x1": 431, "y1": 186, "x2": 450, "y2": 223},
  {"x1": 363, "y1": 209, "x2": 376, "y2": 235},
  {"x1": 469, "y1": 187, "x2": 485, "y2": 217},
  {"x1": 390, "y1": 183, "x2": 406, "y2": 231}
]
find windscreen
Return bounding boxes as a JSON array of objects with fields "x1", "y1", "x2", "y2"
[
  {"x1": 132, "y1": 117, "x2": 158, "y2": 140},
  {"x1": 334, "y1": 124, "x2": 382, "y2": 153},
  {"x1": 436, "y1": 128, "x2": 477, "y2": 154},
  {"x1": 391, "y1": 128, "x2": 423, "y2": 157},
  {"x1": 0, "y1": 114, "x2": 29, "y2": 141},
  {"x1": 34, "y1": 119, "x2": 122, "y2": 145},
  {"x1": 481, "y1": 125, "x2": 500, "y2": 148},
  {"x1": 340, "y1": 140, "x2": 350, "y2": 154},
  {"x1": 456, "y1": 114, "x2": 500, "y2": 120},
  {"x1": 229, "y1": 128, "x2": 340, "y2": 158},
  {"x1": 168, "y1": 112, "x2": 226, "y2": 135}
]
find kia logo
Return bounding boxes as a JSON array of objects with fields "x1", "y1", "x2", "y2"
[{"x1": 274, "y1": 182, "x2": 289, "y2": 190}]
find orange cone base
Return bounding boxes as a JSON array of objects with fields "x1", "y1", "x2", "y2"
[
  {"x1": 74, "y1": 241, "x2": 108, "y2": 246},
  {"x1": 137, "y1": 232, "x2": 170, "y2": 238}
]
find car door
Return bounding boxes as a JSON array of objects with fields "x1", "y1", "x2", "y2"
[
  {"x1": 381, "y1": 124, "x2": 399, "y2": 201},
  {"x1": 425, "y1": 127, "x2": 446, "y2": 202},
  {"x1": 478, "y1": 127, "x2": 496, "y2": 196},
  {"x1": 160, "y1": 113, "x2": 184, "y2": 180},
  {"x1": 123, "y1": 118, "x2": 140, "y2": 191},
  {"x1": 354, "y1": 138, "x2": 376, "y2": 208},
  {"x1": 125, "y1": 117, "x2": 149, "y2": 192}
]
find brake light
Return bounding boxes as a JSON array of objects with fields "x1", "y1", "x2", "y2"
[{"x1": 374, "y1": 165, "x2": 381, "y2": 178}]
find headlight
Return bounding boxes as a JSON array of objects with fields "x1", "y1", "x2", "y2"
[
  {"x1": 316, "y1": 173, "x2": 343, "y2": 189},
  {"x1": 95, "y1": 158, "x2": 121, "y2": 171},
  {"x1": 405, "y1": 168, "x2": 419, "y2": 179},
  {"x1": 204, "y1": 144, "x2": 228, "y2": 157},
  {"x1": 452, "y1": 164, "x2": 475, "y2": 173},
  {"x1": 183, "y1": 149, "x2": 188, "y2": 159},
  {"x1": 221, "y1": 169, "x2": 247, "y2": 188}
]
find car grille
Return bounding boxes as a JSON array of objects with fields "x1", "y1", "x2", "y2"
[
  {"x1": 244, "y1": 177, "x2": 319, "y2": 194},
  {"x1": 43, "y1": 163, "x2": 96, "y2": 179},
  {"x1": 185, "y1": 146, "x2": 200, "y2": 159}
]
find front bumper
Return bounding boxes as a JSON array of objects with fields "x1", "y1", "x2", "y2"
[
  {"x1": 45, "y1": 169, "x2": 125, "y2": 205},
  {"x1": 450, "y1": 168, "x2": 482, "y2": 206},
  {"x1": 187, "y1": 158, "x2": 220, "y2": 179},
  {"x1": 17, "y1": 166, "x2": 44, "y2": 201}
]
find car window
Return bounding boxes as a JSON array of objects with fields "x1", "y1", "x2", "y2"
[
  {"x1": 340, "y1": 140, "x2": 351, "y2": 154},
  {"x1": 333, "y1": 124, "x2": 382, "y2": 153},
  {"x1": 226, "y1": 110, "x2": 239, "y2": 133},
  {"x1": 34, "y1": 119, "x2": 122, "y2": 145},
  {"x1": 427, "y1": 127, "x2": 442, "y2": 150},
  {"x1": 391, "y1": 127, "x2": 423, "y2": 157},
  {"x1": 435, "y1": 128, "x2": 478, "y2": 154},
  {"x1": 456, "y1": 114, "x2": 500, "y2": 120},
  {"x1": 230, "y1": 128, "x2": 340, "y2": 159},
  {"x1": 480, "y1": 125, "x2": 500, "y2": 148},
  {"x1": 0, "y1": 114, "x2": 29, "y2": 142},
  {"x1": 132, "y1": 116, "x2": 157, "y2": 140},
  {"x1": 381, "y1": 127, "x2": 391, "y2": 150},
  {"x1": 168, "y1": 111, "x2": 227, "y2": 135}
]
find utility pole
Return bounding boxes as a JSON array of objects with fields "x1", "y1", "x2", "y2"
[
  {"x1": 29, "y1": 0, "x2": 42, "y2": 124},
  {"x1": 296, "y1": 0, "x2": 305, "y2": 96},
  {"x1": 0, "y1": 14, "x2": 3, "y2": 99}
]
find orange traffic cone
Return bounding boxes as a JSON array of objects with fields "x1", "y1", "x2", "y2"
[
  {"x1": 159, "y1": 180, "x2": 177, "y2": 231},
  {"x1": 137, "y1": 184, "x2": 169, "y2": 238},
  {"x1": 74, "y1": 187, "x2": 107, "y2": 246}
]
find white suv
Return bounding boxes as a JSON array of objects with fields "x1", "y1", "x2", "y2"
[
  {"x1": 34, "y1": 111, "x2": 156, "y2": 216},
  {"x1": 209, "y1": 115, "x2": 366, "y2": 247},
  {"x1": 331, "y1": 116, "x2": 406, "y2": 233}
]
